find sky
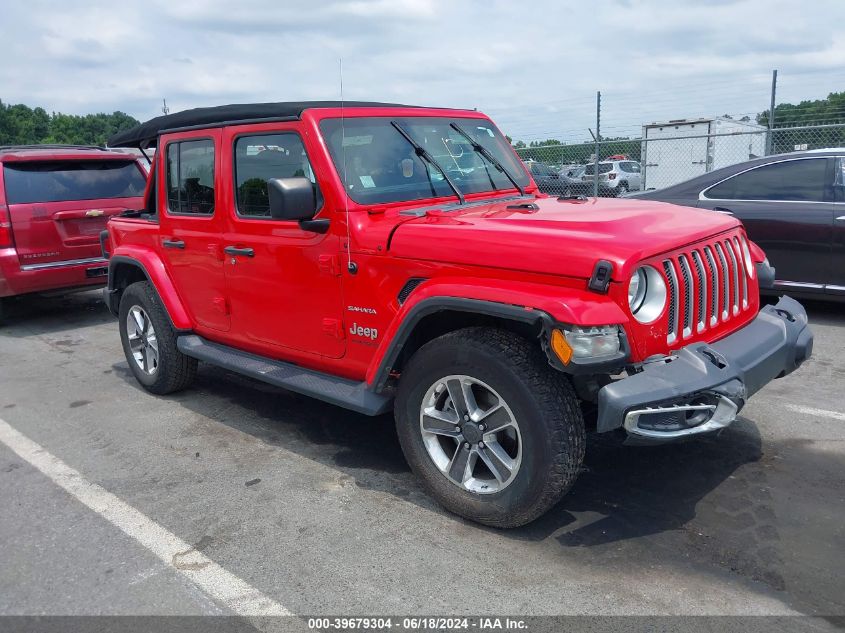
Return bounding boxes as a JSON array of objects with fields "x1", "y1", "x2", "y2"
[{"x1": 1, "y1": 0, "x2": 844, "y2": 144}]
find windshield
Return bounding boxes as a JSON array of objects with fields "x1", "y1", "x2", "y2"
[
  {"x1": 320, "y1": 116, "x2": 530, "y2": 205},
  {"x1": 3, "y1": 160, "x2": 146, "y2": 204}
]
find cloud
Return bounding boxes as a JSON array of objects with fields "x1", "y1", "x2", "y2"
[{"x1": 1, "y1": 0, "x2": 843, "y2": 142}]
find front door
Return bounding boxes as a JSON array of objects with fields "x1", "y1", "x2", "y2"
[
  {"x1": 158, "y1": 130, "x2": 230, "y2": 331},
  {"x1": 221, "y1": 126, "x2": 345, "y2": 359},
  {"x1": 832, "y1": 155, "x2": 845, "y2": 296}
]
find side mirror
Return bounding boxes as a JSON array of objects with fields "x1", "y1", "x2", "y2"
[{"x1": 267, "y1": 177, "x2": 317, "y2": 221}]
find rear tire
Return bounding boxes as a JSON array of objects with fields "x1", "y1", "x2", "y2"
[
  {"x1": 394, "y1": 327, "x2": 585, "y2": 528},
  {"x1": 118, "y1": 281, "x2": 196, "y2": 395}
]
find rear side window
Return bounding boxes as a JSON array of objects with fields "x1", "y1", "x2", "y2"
[
  {"x1": 233, "y1": 133, "x2": 319, "y2": 217},
  {"x1": 166, "y1": 139, "x2": 215, "y2": 215},
  {"x1": 584, "y1": 163, "x2": 613, "y2": 175},
  {"x1": 3, "y1": 160, "x2": 146, "y2": 204},
  {"x1": 705, "y1": 159, "x2": 827, "y2": 202}
]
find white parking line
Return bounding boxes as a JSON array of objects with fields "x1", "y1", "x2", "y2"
[
  {"x1": 785, "y1": 404, "x2": 845, "y2": 422},
  {"x1": 0, "y1": 417, "x2": 292, "y2": 617}
]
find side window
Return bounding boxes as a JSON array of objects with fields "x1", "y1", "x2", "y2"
[
  {"x1": 166, "y1": 139, "x2": 215, "y2": 215},
  {"x1": 835, "y1": 157, "x2": 845, "y2": 203},
  {"x1": 705, "y1": 159, "x2": 827, "y2": 202},
  {"x1": 234, "y1": 133, "x2": 319, "y2": 218}
]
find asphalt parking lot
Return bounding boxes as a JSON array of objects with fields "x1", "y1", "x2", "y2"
[{"x1": 0, "y1": 290, "x2": 843, "y2": 622}]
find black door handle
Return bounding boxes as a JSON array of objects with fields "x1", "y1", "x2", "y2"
[
  {"x1": 224, "y1": 246, "x2": 255, "y2": 257},
  {"x1": 712, "y1": 206, "x2": 734, "y2": 215},
  {"x1": 162, "y1": 239, "x2": 185, "y2": 249}
]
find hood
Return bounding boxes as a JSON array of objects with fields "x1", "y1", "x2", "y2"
[{"x1": 387, "y1": 196, "x2": 740, "y2": 280}]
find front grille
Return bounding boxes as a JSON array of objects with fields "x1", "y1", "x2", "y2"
[
  {"x1": 678, "y1": 254, "x2": 694, "y2": 338},
  {"x1": 703, "y1": 247, "x2": 719, "y2": 326},
  {"x1": 661, "y1": 232, "x2": 750, "y2": 345},
  {"x1": 663, "y1": 260, "x2": 679, "y2": 344}
]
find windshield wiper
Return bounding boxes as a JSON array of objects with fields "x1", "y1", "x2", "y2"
[
  {"x1": 449, "y1": 123, "x2": 525, "y2": 196},
  {"x1": 390, "y1": 121, "x2": 465, "y2": 205}
]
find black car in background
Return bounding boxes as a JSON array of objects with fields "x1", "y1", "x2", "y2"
[
  {"x1": 527, "y1": 161, "x2": 566, "y2": 195},
  {"x1": 629, "y1": 149, "x2": 845, "y2": 301}
]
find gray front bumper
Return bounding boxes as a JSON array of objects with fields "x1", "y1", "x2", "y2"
[{"x1": 597, "y1": 296, "x2": 813, "y2": 441}]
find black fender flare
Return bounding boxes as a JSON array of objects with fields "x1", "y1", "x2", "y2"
[{"x1": 369, "y1": 297, "x2": 555, "y2": 393}]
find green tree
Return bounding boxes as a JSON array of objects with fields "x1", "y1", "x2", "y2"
[
  {"x1": 0, "y1": 99, "x2": 139, "y2": 146},
  {"x1": 757, "y1": 91, "x2": 845, "y2": 153}
]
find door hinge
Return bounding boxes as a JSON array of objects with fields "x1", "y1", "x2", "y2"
[
  {"x1": 322, "y1": 318, "x2": 343, "y2": 338},
  {"x1": 318, "y1": 254, "x2": 341, "y2": 276}
]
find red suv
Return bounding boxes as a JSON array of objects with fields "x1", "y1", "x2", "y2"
[
  {"x1": 0, "y1": 145, "x2": 146, "y2": 321},
  {"x1": 103, "y1": 102, "x2": 812, "y2": 527}
]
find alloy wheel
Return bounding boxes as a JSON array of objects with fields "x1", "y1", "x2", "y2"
[
  {"x1": 419, "y1": 375, "x2": 522, "y2": 494},
  {"x1": 126, "y1": 305, "x2": 159, "y2": 375}
]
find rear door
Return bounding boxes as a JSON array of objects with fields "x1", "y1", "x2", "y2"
[
  {"x1": 158, "y1": 131, "x2": 230, "y2": 332},
  {"x1": 698, "y1": 156, "x2": 835, "y2": 288},
  {"x1": 2, "y1": 157, "x2": 146, "y2": 269}
]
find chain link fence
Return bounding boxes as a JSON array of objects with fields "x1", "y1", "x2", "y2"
[{"x1": 514, "y1": 119, "x2": 845, "y2": 198}]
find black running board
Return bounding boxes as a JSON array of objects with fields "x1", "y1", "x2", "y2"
[{"x1": 176, "y1": 335, "x2": 392, "y2": 416}]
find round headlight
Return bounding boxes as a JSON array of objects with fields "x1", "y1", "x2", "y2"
[
  {"x1": 740, "y1": 236, "x2": 754, "y2": 278},
  {"x1": 629, "y1": 265, "x2": 667, "y2": 324},
  {"x1": 628, "y1": 268, "x2": 646, "y2": 313}
]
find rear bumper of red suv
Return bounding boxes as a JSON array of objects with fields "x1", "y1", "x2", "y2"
[
  {"x1": 0, "y1": 248, "x2": 108, "y2": 298},
  {"x1": 597, "y1": 296, "x2": 813, "y2": 443}
]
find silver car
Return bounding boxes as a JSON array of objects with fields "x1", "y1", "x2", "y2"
[{"x1": 581, "y1": 160, "x2": 642, "y2": 196}]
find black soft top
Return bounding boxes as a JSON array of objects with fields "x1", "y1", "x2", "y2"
[{"x1": 107, "y1": 101, "x2": 418, "y2": 148}]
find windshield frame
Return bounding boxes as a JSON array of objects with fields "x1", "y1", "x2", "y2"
[{"x1": 318, "y1": 115, "x2": 530, "y2": 206}]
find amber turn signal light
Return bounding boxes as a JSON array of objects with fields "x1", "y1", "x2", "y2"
[{"x1": 550, "y1": 329, "x2": 573, "y2": 365}]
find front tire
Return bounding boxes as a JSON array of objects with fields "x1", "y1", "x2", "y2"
[
  {"x1": 118, "y1": 281, "x2": 196, "y2": 395},
  {"x1": 394, "y1": 327, "x2": 585, "y2": 528}
]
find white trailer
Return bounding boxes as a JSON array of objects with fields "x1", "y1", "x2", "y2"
[{"x1": 640, "y1": 117, "x2": 766, "y2": 190}]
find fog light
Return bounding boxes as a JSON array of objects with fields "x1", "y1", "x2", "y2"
[{"x1": 562, "y1": 325, "x2": 621, "y2": 359}]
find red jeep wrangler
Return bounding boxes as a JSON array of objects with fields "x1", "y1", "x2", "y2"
[
  {"x1": 0, "y1": 145, "x2": 147, "y2": 321},
  {"x1": 104, "y1": 102, "x2": 812, "y2": 527}
]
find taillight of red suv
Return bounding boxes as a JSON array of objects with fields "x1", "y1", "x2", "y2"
[{"x1": 0, "y1": 205, "x2": 13, "y2": 248}]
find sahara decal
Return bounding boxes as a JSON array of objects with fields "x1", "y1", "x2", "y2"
[{"x1": 347, "y1": 305, "x2": 377, "y2": 315}]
